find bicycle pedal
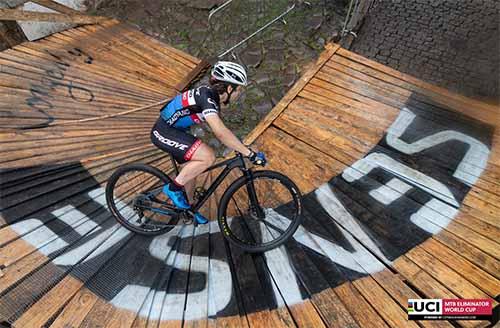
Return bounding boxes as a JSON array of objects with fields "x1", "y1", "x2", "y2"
[{"x1": 180, "y1": 212, "x2": 193, "y2": 225}]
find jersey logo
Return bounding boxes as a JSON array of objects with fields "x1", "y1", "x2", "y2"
[
  {"x1": 166, "y1": 108, "x2": 190, "y2": 126},
  {"x1": 207, "y1": 98, "x2": 218, "y2": 109},
  {"x1": 153, "y1": 130, "x2": 189, "y2": 150}
]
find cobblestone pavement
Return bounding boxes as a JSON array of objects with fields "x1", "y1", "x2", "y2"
[
  {"x1": 88, "y1": 0, "x2": 346, "y2": 154},
  {"x1": 351, "y1": 0, "x2": 499, "y2": 104}
]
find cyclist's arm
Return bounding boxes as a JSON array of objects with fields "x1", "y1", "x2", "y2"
[{"x1": 205, "y1": 115, "x2": 252, "y2": 156}]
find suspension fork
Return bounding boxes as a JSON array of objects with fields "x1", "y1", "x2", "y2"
[{"x1": 244, "y1": 169, "x2": 265, "y2": 219}]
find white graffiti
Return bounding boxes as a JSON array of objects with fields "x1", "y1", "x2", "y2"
[
  {"x1": 343, "y1": 152, "x2": 460, "y2": 207},
  {"x1": 387, "y1": 108, "x2": 489, "y2": 186}
]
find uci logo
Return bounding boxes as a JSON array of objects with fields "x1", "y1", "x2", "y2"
[{"x1": 408, "y1": 299, "x2": 442, "y2": 315}]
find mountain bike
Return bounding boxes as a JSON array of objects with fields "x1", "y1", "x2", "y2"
[{"x1": 105, "y1": 152, "x2": 303, "y2": 253}]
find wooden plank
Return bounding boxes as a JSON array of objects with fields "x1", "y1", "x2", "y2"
[
  {"x1": 0, "y1": 204, "x2": 111, "y2": 274},
  {"x1": 294, "y1": 206, "x2": 391, "y2": 328},
  {"x1": 133, "y1": 228, "x2": 183, "y2": 328},
  {"x1": 0, "y1": 52, "x2": 162, "y2": 100},
  {"x1": 79, "y1": 297, "x2": 116, "y2": 327},
  {"x1": 0, "y1": 137, "x2": 155, "y2": 170},
  {"x1": 207, "y1": 222, "x2": 249, "y2": 328},
  {"x1": 12, "y1": 274, "x2": 84, "y2": 327},
  {"x1": 13, "y1": 39, "x2": 172, "y2": 94},
  {"x1": 419, "y1": 238, "x2": 500, "y2": 297},
  {"x1": 158, "y1": 225, "x2": 194, "y2": 328},
  {"x1": 244, "y1": 43, "x2": 341, "y2": 145},
  {"x1": 0, "y1": 8, "x2": 108, "y2": 24},
  {"x1": 308, "y1": 77, "x2": 400, "y2": 119},
  {"x1": 32, "y1": 35, "x2": 179, "y2": 92},
  {"x1": 0, "y1": 247, "x2": 48, "y2": 294},
  {"x1": 0, "y1": 152, "x2": 169, "y2": 233},
  {"x1": 433, "y1": 231, "x2": 500, "y2": 279},
  {"x1": 335, "y1": 48, "x2": 499, "y2": 121},
  {"x1": 30, "y1": 0, "x2": 81, "y2": 15},
  {"x1": 226, "y1": 224, "x2": 295, "y2": 328},
  {"x1": 1, "y1": 147, "x2": 161, "y2": 204},
  {"x1": 370, "y1": 270, "x2": 454, "y2": 328},
  {"x1": 298, "y1": 88, "x2": 395, "y2": 127},
  {"x1": 5, "y1": 43, "x2": 169, "y2": 97},
  {"x1": 334, "y1": 282, "x2": 389, "y2": 328},
  {"x1": 352, "y1": 276, "x2": 419, "y2": 328},
  {"x1": 277, "y1": 98, "x2": 382, "y2": 152},
  {"x1": 49, "y1": 287, "x2": 100, "y2": 328},
  {"x1": 56, "y1": 25, "x2": 190, "y2": 82},
  {"x1": 264, "y1": 231, "x2": 359, "y2": 327},
  {"x1": 392, "y1": 257, "x2": 489, "y2": 328},
  {"x1": 405, "y1": 247, "x2": 495, "y2": 301},
  {"x1": 104, "y1": 228, "x2": 184, "y2": 328},
  {"x1": 183, "y1": 224, "x2": 210, "y2": 328},
  {"x1": 252, "y1": 127, "x2": 344, "y2": 194},
  {"x1": 1, "y1": 223, "x2": 129, "y2": 324}
]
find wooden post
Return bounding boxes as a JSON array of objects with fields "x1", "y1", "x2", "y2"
[
  {"x1": 0, "y1": 9, "x2": 108, "y2": 24},
  {"x1": 30, "y1": 0, "x2": 82, "y2": 15}
]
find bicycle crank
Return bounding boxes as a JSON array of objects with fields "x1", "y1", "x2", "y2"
[{"x1": 180, "y1": 211, "x2": 194, "y2": 225}]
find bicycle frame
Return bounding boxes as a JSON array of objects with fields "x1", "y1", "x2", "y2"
[
  {"x1": 189, "y1": 153, "x2": 254, "y2": 213},
  {"x1": 146, "y1": 153, "x2": 257, "y2": 216}
]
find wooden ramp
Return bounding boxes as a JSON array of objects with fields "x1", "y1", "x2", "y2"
[{"x1": 0, "y1": 21, "x2": 499, "y2": 328}]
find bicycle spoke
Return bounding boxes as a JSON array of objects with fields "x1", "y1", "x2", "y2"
[
  {"x1": 230, "y1": 197, "x2": 259, "y2": 245},
  {"x1": 261, "y1": 219, "x2": 285, "y2": 235},
  {"x1": 107, "y1": 165, "x2": 179, "y2": 235}
]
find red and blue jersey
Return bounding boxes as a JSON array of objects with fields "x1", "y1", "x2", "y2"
[{"x1": 160, "y1": 86, "x2": 220, "y2": 130}]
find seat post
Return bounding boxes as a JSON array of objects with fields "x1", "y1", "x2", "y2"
[{"x1": 169, "y1": 153, "x2": 179, "y2": 176}]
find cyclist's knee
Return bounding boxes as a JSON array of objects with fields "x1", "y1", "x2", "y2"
[
  {"x1": 204, "y1": 147, "x2": 216, "y2": 166},
  {"x1": 192, "y1": 143, "x2": 216, "y2": 166}
]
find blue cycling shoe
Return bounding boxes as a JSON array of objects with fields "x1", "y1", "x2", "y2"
[
  {"x1": 163, "y1": 183, "x2": 190, "y2": 209},
  {"x1": 194, "y1": 213, "x2": 209, "y2": 224}
]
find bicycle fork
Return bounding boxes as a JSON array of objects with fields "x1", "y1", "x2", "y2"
[{"x1": 244, "y1": 170, "x2": 266, "y2": 219}]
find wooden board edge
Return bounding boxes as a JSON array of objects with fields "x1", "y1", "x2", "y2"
[
  {"x1": 336, "y1": 48, "x2": 500, "y2": 115},
  {"x1": 174, "y1": 59, "x2": 211, "y2": 93},
  {"x1": 243, "y1": 43, "x2": 342, "y2": 146},
  {"x1": 0, "y1": 8, "x2": 109, "y2": 25}
]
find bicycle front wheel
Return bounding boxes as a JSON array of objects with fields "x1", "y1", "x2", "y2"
[
  {"x1": 217, "y1": 170, "x2": 302, "y2": 253},
  {"x1": 106, "y1": 164, "x2": 178, "y2": 235}
]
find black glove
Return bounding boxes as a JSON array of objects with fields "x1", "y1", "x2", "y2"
[{"x1": 248, "y1": 150, "x2": 267, "y2": 166}]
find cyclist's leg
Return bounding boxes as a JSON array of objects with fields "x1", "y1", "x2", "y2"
[
  {"x1": 150, "y1": 118, "x2": 214, "y2": 217},
  {"x1": 176, "y1": 144, "x2": 214, "y2": 224},
  {"x1": 151, "y1": 120, "x2": 199, "y2": 208},
  {"x1": 174, "y1": 143, "x2": 215, "y2": 186}
]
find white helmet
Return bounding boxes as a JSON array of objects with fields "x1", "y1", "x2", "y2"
[{"x1": 211, "y1": 61, "x2": 248, "y2": 86}]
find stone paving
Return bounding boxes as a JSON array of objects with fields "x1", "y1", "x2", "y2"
[
  {"x1": 87, "y1": 0, "x2": 345, "y2": 154},
  {"x1": 350, "y1": 0, "x2": 499, "y2": 103}
]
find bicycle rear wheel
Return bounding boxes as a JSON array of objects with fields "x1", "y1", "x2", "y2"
[
  {"x1": 105, "y1": 164, "x2": 178, "y2": 235},
  {"x1": 217, "y1": 170, "x2": 302, "y2": 253}
]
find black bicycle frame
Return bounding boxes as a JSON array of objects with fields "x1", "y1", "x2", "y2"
[{"x1": 185, "y1": 153, "x2": 254, "y2": 213}]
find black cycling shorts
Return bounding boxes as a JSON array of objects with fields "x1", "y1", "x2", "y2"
[{"x1": 150, "y1": 117, "x2": 202, "y2": 164}]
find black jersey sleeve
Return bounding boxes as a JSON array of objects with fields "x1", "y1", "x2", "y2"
[{"x1": 195, "y1": 86, "x2": 220, "y2": 117}]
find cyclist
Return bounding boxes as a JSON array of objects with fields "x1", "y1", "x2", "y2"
[{"x1": 151, "y1": 61, "x2": 266, "y2": 224}]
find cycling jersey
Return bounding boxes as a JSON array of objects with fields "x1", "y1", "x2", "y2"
[{"x1": 160, "y1": 86, "x2": 220, "y2": 130}]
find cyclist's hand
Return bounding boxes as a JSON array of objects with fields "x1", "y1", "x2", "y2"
[{"x1": 249, "y1": 151, "x2": 267, "y2": 166}]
